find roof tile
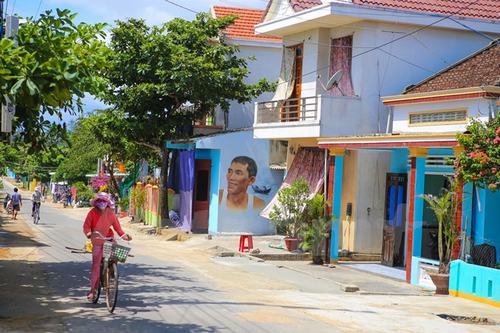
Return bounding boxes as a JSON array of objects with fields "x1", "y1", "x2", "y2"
[
  {"x1": 212, "y1": 6, "x2": 282, "y2": 42},
  {"x1": 285, "y1": 0, "x2": 500, "y2": 21},
  {"x1": 405, "y1": 40, "x2": 500, "y2": 93},
  {"x1": 352, "y1": 0, "x2": 500, "y2": 21}
]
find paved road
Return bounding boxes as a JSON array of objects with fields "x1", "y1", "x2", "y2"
[{"x1": 0, "y1": 181, "x2": 337, "y2": 333}]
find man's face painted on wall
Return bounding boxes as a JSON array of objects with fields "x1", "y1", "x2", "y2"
[{"x1": 226, "y1": 162, "x2": 255, "y2": 195}]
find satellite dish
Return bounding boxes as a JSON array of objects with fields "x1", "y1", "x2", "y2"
[{"x1": 326, "y1": 70, "x2": 343, "y2": 90}]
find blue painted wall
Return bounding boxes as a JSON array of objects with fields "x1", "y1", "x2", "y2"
[
  {"x1": 196, "y1": 130, "x2": 283, "y2": 235},
  {"x1": 473, "y1": 187, "x2": 500, "y2": 259},
  {"x1": 330, "y1": 155, "x2": 344, "y2": 260},
  {"x1": 412, "y1": 157, "x2": 426, "y2": 257},
  {"x1": 450, "y1": 260, "x2": 500, "y2": 305},
  {"x1": 195, "y1": 149, "x2": 221, "y2": 235}
]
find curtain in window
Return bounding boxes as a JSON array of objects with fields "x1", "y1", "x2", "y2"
[
  {"x1": 329, "y1": 36, "x2": 354, "y2": 96},
  {"x1": 260, "y1": 147, "x2": 325, "y2": 218},
  {"x1": 272, "y1": 47, "x2": 296, "y2": 101}
]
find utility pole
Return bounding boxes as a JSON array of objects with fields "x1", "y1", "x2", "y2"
[
  {"x1": 0, "y1": 0, "x2": 4, "y2": 38},
  {"x1": 1, "y1": 12, "x2": 19, "y2": 133}
]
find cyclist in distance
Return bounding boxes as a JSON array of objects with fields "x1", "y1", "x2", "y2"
[
  {"x1": 83, "y1": 192, "x2": 131, "y2": 301},
  {"x1": 31, "y1": 186, "x2": 43, "y2": 217}
]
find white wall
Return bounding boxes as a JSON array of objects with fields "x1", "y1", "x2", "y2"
[
  {"x1": 217, "y1": 44, "x2": 282, "y2": 129},
  {"x1": 353, "y1": 150, "x2": 391, "y2": 254},
  {"x1": 284, "y1": 21, "x2": 497, "y2": 136},
  {"x1": 392, "y1": 98, "x2": 493, "y2": 133}
]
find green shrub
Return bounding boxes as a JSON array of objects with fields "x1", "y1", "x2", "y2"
[{"x1": 269, "y1": 178, "x2": 309, "y2": 238}]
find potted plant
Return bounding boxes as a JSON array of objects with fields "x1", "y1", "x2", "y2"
[
  {"x1": 422, "y1": 179, "x2": 459, "y2": 294},
  {"x1": 301, "y1": 194, "x2": 331, "y2": 264},
  {"x1": 269, "y1": 178, "x2": 309, "y2": 251}
]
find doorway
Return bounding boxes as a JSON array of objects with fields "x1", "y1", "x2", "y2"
[
  {"x1": 192, "y1": 159, "x2": 211, "y2": 233},
  {"x1": 381, "y1": 173, "x2": 407, "y2": 267}
]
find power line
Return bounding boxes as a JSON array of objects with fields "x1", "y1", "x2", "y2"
[
  {"x1": 165, "y1": 0, "x2": 198, "y2": 15},
  {"x1": 10, "y1": 0, "x2": 16, "y2": 15},
  {"x1": 165, "y1": 0, "x2": 486, "y2": 88},
  {"x1": 35, "y1": 0, "x2": 43, "y2": 18}
]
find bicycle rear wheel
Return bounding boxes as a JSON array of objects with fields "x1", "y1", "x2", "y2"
[{"x1": 105, "y1": 261, "x2": 119, "y2": 313}]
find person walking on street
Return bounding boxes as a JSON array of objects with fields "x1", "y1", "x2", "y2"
[
  {"x1": 31, "y1": 186, "x2": 43, "y2": 217},
  {"x1": 11, "y1": 188, "x2": 22, "y2": 220}
]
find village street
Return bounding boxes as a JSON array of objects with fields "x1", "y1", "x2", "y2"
[{"x1": 1, "y1": 180, "x2": 499, "y2": 333}]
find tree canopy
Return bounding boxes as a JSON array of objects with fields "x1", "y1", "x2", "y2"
[
  {"x1": 0, "y1": 9, "x2": 109, "y2": 150},
  {"x1": 104, "y1": 13, "x2": 273, "y2": 150},
  {"x1": 102, "y1": 13, "x2": 273, "y2": 222}
]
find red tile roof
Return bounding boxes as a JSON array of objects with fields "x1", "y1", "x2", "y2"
[
  {"x1": 404, "y1": 40, "x2": 500, "y2": 94},
  {"x1": 289, "y1": 0, "x2": 323, "y2": 12},
  {"x1": 352, "y1": 0, "x2": 500, "y2": 21},
  {"x1": 212, "y1": 6, "x2": 282, "y2": 43},
  {"x1": 285, "y1": 0, "x2": 499, "y2": 21}
]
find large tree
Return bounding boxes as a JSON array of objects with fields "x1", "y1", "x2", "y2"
[
  {"x1": 0, "y1": 9, "x2": 109, "y2": 150},
  {"x1": 104, "y1": 14, "x2": 273, "y2": 224}
]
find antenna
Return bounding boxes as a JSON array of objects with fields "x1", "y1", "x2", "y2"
[{"x1": 317, "y1": 70, "x2": 344, "y2": 95}]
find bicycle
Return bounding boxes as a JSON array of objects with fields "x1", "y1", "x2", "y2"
[
  {"x1": 91, "y1": 231, "x2": 131, "y2": 313},
  {"x1": 33, "y1": 203, "x2": 40, "y2": 224}
]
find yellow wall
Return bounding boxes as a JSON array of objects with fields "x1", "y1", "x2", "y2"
[{"x1": 340, "y1": 150, "x2": 358, "y2": 252}]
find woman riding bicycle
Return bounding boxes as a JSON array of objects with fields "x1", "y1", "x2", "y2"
[{"x1": 83, "y1": 192, "x2": 131, "y2": 301}]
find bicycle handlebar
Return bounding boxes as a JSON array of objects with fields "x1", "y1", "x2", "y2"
[{"x1": 92, "y1": 231, "x2": 130, "y2": 241}]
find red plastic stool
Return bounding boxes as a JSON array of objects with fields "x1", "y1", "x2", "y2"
[{"x1": 239, "y1": 234, "x2": 253, "y2": 252}]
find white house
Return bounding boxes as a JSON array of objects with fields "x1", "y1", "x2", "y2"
[{"x1": 253, "y1": 0, "x2": 500, "y2": 259}]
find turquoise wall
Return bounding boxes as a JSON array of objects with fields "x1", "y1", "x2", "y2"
[
  {"x1": 195, "y1": 149, "x2": 221, "y2": 235},
  {"x1": 473, "y1": 187, "x2": 500, "y2": 259},
  {"x1": 449, "y1": 260, "x2": 500, "y2": 305},
  {"x1": 330, "y1": 155, "x2": 344, "y2": 260}
]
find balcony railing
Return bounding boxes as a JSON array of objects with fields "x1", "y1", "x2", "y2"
[{"x1": 255, "y1": 96, "x2": 319, "y2": 124}]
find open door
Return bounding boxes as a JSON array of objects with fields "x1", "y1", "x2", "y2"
[
  {"x1": 192, "y1": 160, "x2": 211, "y2": 233},
  {"x1": 382, "y1": 173, "x2": 407, "y2": 267}
]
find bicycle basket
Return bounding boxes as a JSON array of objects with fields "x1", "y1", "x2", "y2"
[{"x1": 103, "y1": 242, "x2": 131, "y2": 263}]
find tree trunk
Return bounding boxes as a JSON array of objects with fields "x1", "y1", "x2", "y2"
[
  {"x1": 107, "y1": 160, "x2": 120, "y2": 197},
  {"x1": 159, "y1": 144, "x2": 170, "y2": 227}
]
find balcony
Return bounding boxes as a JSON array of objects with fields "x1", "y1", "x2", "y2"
[{"x1": 253, "y1": 95, "x2": 363, "y2": 139}]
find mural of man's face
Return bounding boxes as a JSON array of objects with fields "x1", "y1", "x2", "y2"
[{"x1": 226, "y1": 162, "x2": 255, "y2": 195}]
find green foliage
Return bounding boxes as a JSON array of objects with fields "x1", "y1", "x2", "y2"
[
  {"x1": 73, "y1": 181, "x2": 94, "y2": 201},
  {"x1": 456, "y1": 115, "x2": 500, "y2": 191},
  {"x1": 269, "y1": 178, "x2": 310, "y2": 238},
  {"x1": 131, "y1": 186, "x2": 146, "y2": 210},
  {"x1": 422, "y1": 179, "x2": 458, "y2": 274},
  {"x1": 55, "y1": 117, "x2": 107, "y2": 183},
  {"x1": 104, "y1": 14, "x2": 273, "y2": 149},
  {"x1": 300, "y1": 194, "x2": 331, "y2": 260},
  {"x1": 102, "y1": 14, "x2": 274, "y2": 222},
  {"x1": 0, "y1": 9, "x2": 109, "y2": 150},
  {"x1": 119, "y1": 197, "x2": 130, "y2": 211}
]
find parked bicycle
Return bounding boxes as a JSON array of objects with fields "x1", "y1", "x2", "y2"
[{"x1": 91, "y1": 231, "x2": 132, "y2": 313}]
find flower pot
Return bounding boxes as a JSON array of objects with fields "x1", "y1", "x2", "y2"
[
  {"x1": 427, "y1": 271, "x2": 449, "y2": 295},
  {"x1": 119, "y1": 211, "x2": 128, "y2": 218},
  {"x1": 284, "y1": 237, "x2": 299, "y2": 252}
]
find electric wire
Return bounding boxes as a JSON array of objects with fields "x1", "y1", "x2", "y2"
[{"x1": 164, "y1": 0, "x2": 488, "y2": 89}]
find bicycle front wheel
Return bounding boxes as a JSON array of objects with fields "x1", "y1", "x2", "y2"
[{"x1": 105, "y1": 261, "x2": 119, "y2": 313}]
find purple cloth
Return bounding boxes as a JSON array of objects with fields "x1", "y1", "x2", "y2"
[{"x1": 179, "y1": 150, "x2": 195, "y2": 231}]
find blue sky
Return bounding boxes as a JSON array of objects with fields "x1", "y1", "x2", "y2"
[{"x1": 6, "y1": 0, "x2": 266, "y2": 119}]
